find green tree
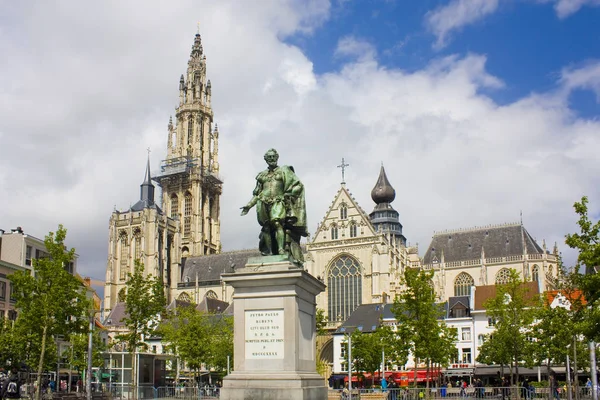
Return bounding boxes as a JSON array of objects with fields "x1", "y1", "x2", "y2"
[
  {"x1": 350, "y1": 324, "x2": 410, "y2": 387},
  {"x1": 158, "y1": 304, "x2": 233, "y2": 379},
  {"x1": 392, "y1": 268, "x2": 449, "y2": 388},
  {"x1": 0, "y1": 319, "x2": 25, "y2": 369},
  {"x1": 10, "y1": 225, "x2": 90, "y2": 400},
  {"x1": 69, "y1": 330, "x2": 107, "y2": 374},
  {"x1": 118, "y1": 260, "x2": 166, "y2": 399},
  {"x1": 565, "y1": 196, "x2": 600, "y2": 342},
  {"x1": 482, "y1": 269, "x2": 538, "y2": 385},
  {"x1": 316, "y1": 308, "x2": 327, "y2": 336}
]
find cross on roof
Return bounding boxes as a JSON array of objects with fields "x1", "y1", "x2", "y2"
[{"x1": 337, "y1": 157, "x2": 349, "y2": 184}]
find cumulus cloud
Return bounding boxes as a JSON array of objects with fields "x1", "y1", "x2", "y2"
[
  {"x1": 425, "y1": 0, "x2": 500, "y2": 49},
  {"x1": 0, "y1": 0, "x2": 598, "y2": 290},
  {"x1": 425, "y1": 0, "x2": 600, "y2": 47},
  {"x1": 537, "y1": 0, "x2": 600, "y2": 18}
]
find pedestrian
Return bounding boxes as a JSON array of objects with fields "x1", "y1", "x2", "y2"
[{"x1": 2, "y1": 368, "x2": 20, "y2": 399}]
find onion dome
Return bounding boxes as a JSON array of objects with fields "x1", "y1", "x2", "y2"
[{"x1": 371, "y1": 165, "x2": 396, "y2": 204}]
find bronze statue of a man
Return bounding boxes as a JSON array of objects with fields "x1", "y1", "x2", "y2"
[{"x1": 241, "y1": 148, "x2": 307, "y2": 264}]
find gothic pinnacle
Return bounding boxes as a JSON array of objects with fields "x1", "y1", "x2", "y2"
[{"x1": 179, "y1": 74, "x2": 185, "y2": 90}]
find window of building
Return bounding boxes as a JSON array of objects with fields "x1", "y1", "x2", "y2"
[
  {"x1": 134, "y1": 231, "x2": 142, "y2": 261},
  {"x1": 206, "y1": 290, "x2": 218, "y2": 299},
  {"x1": 495, "y1": 268, "x2": 512, "y2": 285},
  {"x1": 25, "y1": 246, "x2": 32, "y2": 266},
  {"x1": 331, "y1": 225, "x2": 338, "y2": 240},
  {"x1": 120, "y1": 233, "x2": 128, "y2": 281},
  {"x1": 0, "y1": 281, "x2": 6, "y2": 300},
  {"x1": 478, "y1": 334, "x2": 484, "y2": 346},
  {"x1": 7, "y1": 310, "x2": 17, "y2": 321},
  {"x1": 532, "y1": 265, "x2": 540, "y2": 282},
  {"x1": 487, "y1": 317, "x2": 496, "y2": 327},
  {"x1": 170, "y1": 194, "x2": 179, "y2": 218},
  {"x1": 35, "y1": 249, "x2": 49, "y2": 259},
  {"x1": 328, "y1": 255, "x2": 362, "y2": 322},
  {"x1": 461, "y1": 348, "x2": 472, "y2": 363},
  {"x1": 461, "y1": 327, "x2": 471, "y2": 341},
  {"x1": 187, "y1": 118, "x2": 193, "y2": 145},
  {"x1": 9, "y1": 283, "x2": 15, "y2": 302},
  {"x1": 340, "y1": 204, "x2": 348, "y2": 220},
  {"x1": 454, "y1": 272, "x2": 474, "y2": 296},
  {"x1": 184, "y1": 192, "x2": 193, "y2": 236},
  {"x1": 350, "y1": 223, "x2": 357, "y2": 238},
  {"x1": 64, "y1": 262, "x2": 74, "y2": 275},
  {"x1": 178, "y1": 292, "x2": 191, "y2": 302}
]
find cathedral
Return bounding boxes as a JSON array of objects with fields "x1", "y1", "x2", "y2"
[
  {"x1": 103, "y1": 33, "x2": 561, "y2": 376},
  {"x1": 103, "y1": 32, "x2": 222, "y2": 316}
]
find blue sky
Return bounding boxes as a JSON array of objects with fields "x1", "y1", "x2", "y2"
[
  {"x1": 289, "y1": 0, "x2": 600, "y2": 116},
  {"x1": 1, "y1": 0, "x2": 600, "y2": 282}
]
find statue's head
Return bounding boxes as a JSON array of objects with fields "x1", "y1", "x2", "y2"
[{"x1": 264, "y1": 148, "x2": 279, "y2": 165}]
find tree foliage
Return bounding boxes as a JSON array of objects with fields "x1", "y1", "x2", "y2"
[
  {"x1": 118, "y1": 260, "x2": 166, "y2": 399},
  {"x1": 565, "y1": 196, "x2": 600, "y2": 342},
  {"x1": 69, "y1": 330, "x2": 107, "y2": 373},
  {"x1": 9, "y1": 225, "x2": 90, "y2": 400},
  {"x1": 480, "y1": 269, "x2": 538, "y2": 384},
  {"x1": 392, "y1": 268, "x2": 454, "y2": 387},
  {"x1": 158, "y1": 304, "x2": 233, "y2": 376}
]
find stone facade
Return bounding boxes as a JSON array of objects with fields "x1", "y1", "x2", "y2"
[{"x1": 103, "y1": 33, "x2": 222, "y2": 317}]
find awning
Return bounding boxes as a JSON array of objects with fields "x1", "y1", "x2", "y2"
[
  {"x1": 443, "y1": 368, "x2": 474, "y2": 377},
  {"x1": 474, "y1": 366, "x2": 546, "y2": 376}
]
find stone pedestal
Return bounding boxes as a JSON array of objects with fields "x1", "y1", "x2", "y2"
[{"x1": 219, "y1": 256, "x2": 328, "y2": 400}]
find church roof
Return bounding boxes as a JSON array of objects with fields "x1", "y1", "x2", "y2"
[
  {"x1": 334, "y1": 303, "x2": 395, "y2": 334},
  {"x1": 196, "y1": 296, "x2": 229, "y2": 314},
  {"x1": 180, "y1": 249, "x2": 261, "y2": 285},
  {"x1": 104, "y1": 302, "x2": 127, "y2": 327},
  {"x1": 423, "y1": 223, "x2": 544, "y2": 264}
]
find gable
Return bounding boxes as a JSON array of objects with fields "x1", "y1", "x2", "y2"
[{"x1": 311, "y1": 185, "x2": 376, "y2": 244}]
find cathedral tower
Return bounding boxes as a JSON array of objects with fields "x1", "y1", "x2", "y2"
[
  {"x1": 103, "y1": 157, "x2": 179, "y2": 316},
  {"x1": 154, "y1": 33, "x2": 222, "y2": 257}
]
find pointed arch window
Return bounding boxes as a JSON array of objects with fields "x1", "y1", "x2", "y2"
[
  {"x1": 454, "y1": 272, "x2": 474, "y2": 296},
  {"x1": 133, "y1": 229, "x2": 142, "y2": 261},
  {"x1": 184, "y1": 192, "x2": 193, "y2": 236},
  {"x1": 331, "y1": 224, "x2": 339, "y2": 240},
  {"x1": 178, "y1": 292, "x2": 192, "y2": 303},
  {"x1": 327, "y1": 255, "x2": 362, "y2": 322},
  {"x1": 532, "y1": 265, "x2": 540, "y2": 283},
  {"x1": 187, "y1": 118, "x2": 194, "y2": 146},
  {"x1": 340, "y1": 204, "x2": 348, "y2": 220},
  {"x1": 170, "y1": 194, "x2": 179, "y2": 218},
  {"x1": 349, "y1": 222, "x2": 357, "y2": 238},
  {"x1": 206, "y1": 290, "x2": 218, "y2": 299},
  {"x1": 119, "y1": 232, "x2": 128, "y2": 281},
  {"x1": 495, "y1": 268, "x2": 512, "y2": 285}
]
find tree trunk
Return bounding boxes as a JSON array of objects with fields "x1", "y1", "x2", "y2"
[
  {"x1": 414, "y1": 358, "x2": 418, "y2": 388},
  {"x1": 547, "y1": 362, "x2": 552, "y2": 400},
  {"x1": 35, "y1": 324, "x2": 48, "y2": 400},
  {"x1": 131, "y1": 348, "x2": 137, "y2": 400}
]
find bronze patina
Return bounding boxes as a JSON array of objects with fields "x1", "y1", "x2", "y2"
[{"x1": 241, "y1": 148, "x2": 307, "y2": 265}]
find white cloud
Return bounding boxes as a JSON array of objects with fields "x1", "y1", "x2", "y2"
[
  {"x1": 334, "y1": 36, "x2": 377, "y2": 61},
  {"x1": 0, "y1": 0, "x2": 598, "y2": 290},
  {"x1": 537, "y1": 0, "x2": 600, "y2": 18},
  {"x1": 559, "y1": 61, "x2": 600, "y2": 100},
  {"x1": 425, "y1": 0, "x2": 500, "y2": 49}
]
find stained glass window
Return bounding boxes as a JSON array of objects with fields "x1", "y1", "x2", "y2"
[{"x1": 327, "y1": 255, "x2": 362, "y2": 322}]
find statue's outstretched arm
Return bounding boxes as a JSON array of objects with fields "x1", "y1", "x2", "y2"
[{"x1": 241, "y1": 180, "x2": 262, "y2": 216}]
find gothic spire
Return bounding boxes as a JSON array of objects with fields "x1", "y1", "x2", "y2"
[
  {"x1": 371, "y1": 165, "x2": 396, "y2": 204},
  {"x1": 140, "y1": 154, "x2": 155, "y2": 206}
]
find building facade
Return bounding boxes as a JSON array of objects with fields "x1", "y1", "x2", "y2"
[{"x1": 103, "y1": 33, "x2": 222, "y2": 317}]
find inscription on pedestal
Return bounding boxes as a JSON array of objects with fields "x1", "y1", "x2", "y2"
[{"x1": 245, "y1": 309, "x2": 284, "y2": 359}]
